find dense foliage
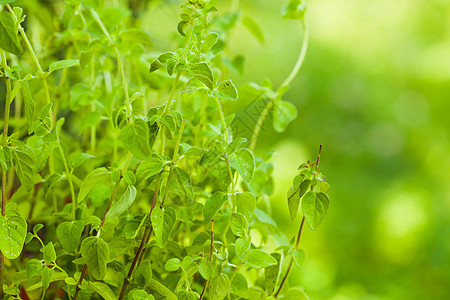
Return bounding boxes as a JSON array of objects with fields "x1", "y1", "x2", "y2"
[{"x1": 0, "y1": 0, "x2": 331, "y2": 299}]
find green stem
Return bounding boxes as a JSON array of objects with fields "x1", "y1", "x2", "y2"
[
  {"x1": 249, "y1": 22, "x2": 309, "y2": 151},
  {"x1": 214, "y1": 97, "x2": 228, "y2": 143},
  {"x1": 274, "y1": 216, "x2": 305, "y2": 298},
  {"x1": 56, "y1": 140, "x2": 76, "y2": 219}
]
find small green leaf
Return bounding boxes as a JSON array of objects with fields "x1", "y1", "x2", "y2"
[
  {"x1": 282, "y1": 0, "x2": 307, "y2": 21},
  {"x1": 0, "y1": 211, "x2": 27, "y2": 259},
  {"x1": 210, "y1": 273, "x2": 229, "y2": 300},
  {"x1": 106, "y1": 185, "x2": 137, "y2": 219},
  {"x1": 175, "y1": 167, "x2": 194, "y2": 201},
  {"x1": 49, "y1": 59, "x2": 79, "y2": 72},
  {"x1": 41, "y1": 267, "x2": 53, "y2": 290},
  {"x1": 123, "y1": 215, "x2": 146, "y2": 239},
  {"x1": 43, "y1": 173, "x2": 62, "y2": 199},
  {"x1": 217, "y1": 79, "x2": 238, "y2": 100},
  {"x1": 0, "y1": 146, "x2": 12, "y2": 171},
  {"x1": 78, "y1": 167, "x2": 109, "y2": 203},
  {"x1": 190, "y1": 62, "x2": 214, "y2": 90},
  {"x1": 264, "y1": 252, "x2": 281, "y2": 294},
  {"x1": 203, "y1": 191, "x2": 228, "y2": 223},
  {"x1": 26, "y1": 258, "x2": 43, "y2": 278},
  {"x1": 87, "y1": 281, "x2": 117, "y2": 300},
  {"x1": 11, "y1": 143, "x2": 35, "y2": 192},
  {"x1": 229, "y1": 148, "x2": 255, "y2": 183},
  {"x1": 56, "y1": 221, "x2": 84, "y2": 253},
  {"x1": 242, "y1": 16, "x2": 264, "y2": 44},
  {"x1": 120, "y1": 119, "x2": 152, "y2": 160},
  {"x1": 123, "y1": 170, "x2": 136, "y2": 185},
  {"x1": 119, "y1": 29, "x2": 153, "y2": 46},
  {"x1": 287, "y1": 178, "x2": 311, "y2": 220},
  {"x1": 135, "y1": 260, "x2": 152, "y2": 286},
  {"x1": 201, "y1": 32, "x2": 219, "y2": 53},
  {"x1": 301, "y1": 191, "x2": 330, "y2": 230},
  {"x1": 273, "y1": 100, "x2": 297, "y2": 132},
  {"x1": 246, "y1": 249, "x2": 277, "y2": 269},
  {"x1": 20, "y1": 81, "x2": 36, "y2": 131},
  {"x1": 235, "y1": 236, "x2": 251, "y2": 260},
  {"x1": 43, "y1": 242, "x2": 56, "y2": 263},
  {"x1": 80, "y1": 236, "x2": 109, "y2": 280},
  {"x1": 151, "y1": 207, "x2": 177, "y2": 247},
  {"x1": 0, "y1": 10, "x2": 22, "y2": 55},
  {"x1": 230, "y1": 213, "x2": 248, "y2": 237},
  {"x1": 128, "y1": 289, "x2": 155, "y2": 300},
  {"x1": 69, "y1": 153, "x2": 95, "y2": 169},
  {"x1": 164, "y1": 258, "x2": 181, "y2": 272},
  {"x1": 235, "y1": 192, "x2": 256, "y2": 220},
  {"x1": 292, "y1": 248, "x2": 306, "y2": 269},
  {"x1": 199, "y1": 261, "x2": 212, "y2": 280}
]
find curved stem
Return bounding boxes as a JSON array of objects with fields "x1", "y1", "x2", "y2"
[
  {"x1": 274, "y1": 216, "x2": 305, "y2": 298},
  {"x1": 214, "y1": 97, "x2": 228, "y2": 143},
  {"x1": 56, "y1": 140, "x2": 77, "y2": 219},
  {"x1": 249, "y1": 22, "x2": 309, "y2": 151}
]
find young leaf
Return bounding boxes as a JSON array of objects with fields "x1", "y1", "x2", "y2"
[
  {"x1": 49, "y1": 59, "x2": 79, "y2": 72},
  {"x1": 120, "y1": 119, "x2": 152, "y2": 160},
  {"x1": 119, "y1": 29, "x2": 153, "y2": 46},
  {"x1": 56, "y1": 221, "x2": 84, "y2": 253},
  {"x1": 69, "y1": 153, "x2": 95, "y2": 169},
  {"x1": 43, "y1": 242, "x2": 57, "y2": 263},
  {"x1": 0, "y1": 10, "x2": 23, "y2": 55},
  {"x1": 135, "y1": 260, "x2": 152, "y2": 286},
  {"x1": 175, "y1": 167, "x2": 194, "y2": 200},
  {"x1": 165, "y1": 258, "x2": 181, "y2": 272},
  {"x1": 217, "y1": 79, "x2": 238, "y2": 100},
  {"x1": 301, "y1": 191, "x2": 330, "y2": 230},
  {"x1": 242, "y1": 16, "x2": 264, "y2": 44},
  {"x1": 235, "y1": 236, "x2": 251, "y2": 259},
  {"x1": 235, "y1": 192, "x2": 256, "y2": 219},
  {"x1": 287, "y1": 179, "x2": 311, "y2": 220},
  {"x1": 11, "y1": 144, "x2": 35, "y2": 192},
  {"x1": 87, "y1": 281, "x2": 117, "y2": 300},
  {"x1": 135, "y1": 153, "x2": 164, "y2": 182},
  {"x1": 282, "y1": 0, "x2": 307, "y2": 21},
  {"x1": 106, "y1": 185, "x2": 137, "y2": 219},
  {"x1": 264, "y1": 252, "x2": 281, "y2": 294},
  {"x1": 229, "y1": 148, "x2": 255, "y2": 183},
  {"x1": 230, "y1": 212, "x2": 248, "y2": 237},
  {"x1": 203, "y1": 191, "x2": 228, "y2": 223},
  {"x1": 210, "y1": 273, "x2": 229, "y2": 300},
  {"x1": 246, "y1": 249, "x2": 277, "y2": 269},
  {"x1": 151, "y1": 207, "x2": 177, "y2": 248},
  {"x1": 292, "y1": 248, "x2": 306, "y2": 269},
  {"x1": 0, "y1": 146, "x2": 12, "y2": 171},
  {"x1": 78, "y1": 167, "x2": 109, "y2": 203},
  {"x1": 0, "y1": 211, "x2": 27, "y2": 259},
  {"x1": 273, "y1": 100, "x2": 297, "y2": 132},
  {"x1": 123, "y1": 215, "x2": 146, "y2": 239},
  {"x1": 80, "y1": 236, "x2": 109, "y2": 280},
  {"x1": 189, "y1": 62, "x2": 214, "y2": 90},
  {"x1": 20, "y1": 81, "x2": 35, "y2": 130},
  {"x1": 26, "y1": 258, "x2": 43, "y2": 278},
  {"x1": 41, "y1": 267, "x2": 54, "y2": 290},
  {"x1": 201, "y1": 32, "x2": 219, "y2": 53}
]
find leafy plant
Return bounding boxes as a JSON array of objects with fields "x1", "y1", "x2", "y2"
[{"x1": 0, "y1": 0, "x2": 329, "y2": 299}]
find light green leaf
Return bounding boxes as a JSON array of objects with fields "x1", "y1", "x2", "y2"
[
  {"x1": 246, "y1": 249, "x2": 277, "y2": 269},
  {"x1": 287, "y1": 178, "x2": 311, "y2": 220},
  {"x1": 203, "y1": 191, "x2": 228, "y2": 223},
  {"x1": 242, "y1": 16, "x2": 264, "y2": 44},
  {"x1": 273, "y1": 100, "x2": 297, "y2": 132},
  {"x1": 26, "y1": 258, "x2": 43, "y2": 278},
  {"x1": 235, "y1": 192, "x2": 256, "y2": 219},
  {"x1": 0, "y1": 146, "x2": 12, "y2": 171},
  {"x1": 190, "y1": 62, "x2": 214, "y2": 90},
  {"x1": 175, "y1": 167, "x2": 194, "y2": 200},
  {"x1": 20, "y1": 81, "x2": 35, "y2": 130},
  {"x1": 230, "y1": 213, "x2": 248, "y2": 237},
  {"x1": 0, "y1": 211, "x2": 27, "y2": 259},
  {"x1": 235, "y1": 236, "x2": 251, "y2": 260},
  {"x1": 199, "y1": 261, "x2": 212, "y2": 280},
  {"x1": 128, "y1": 289, "x2": 155, "y2": 300},
  {"x1": 0, "y1": 10, "x2": 22, "y2": 55},
  {"x1": 264, "y1": 252, "x2": 281, "y2": 294},
  {"x1": 151, "y1": 207, "x2": 176, "y2": 247},
  {"x1": 301, "y1": 191, "x2": 330, "y2": 230},
  {"x1": 229, "y1": 148, "x2": 255, "y2": 182},
  {"x1": 292, "y1": 248, "x2": 306, "y2": 269},
  {"x1": 87, "y1": 281, "x2": 116, "y2": 300},
  {"x1": 69, "y1": 153, "x2": 95, "y2": 169},
  {"x1": 120, "y1": 119, "x2": 151, "y2": 160},
  {"x1": 0, "y1": 1, "x2": 17, "y2": 5},
  {"x1": 119, "y1": 29, "x2": 153, "y2": 46},
  {"x1": 282, "y1": 0, "x2": 307, "y2": 21},
  {"x1": 56, "y1": 221, "x2": 84, "y2": 253},
  {"x1": 201, "y1": 32, "x2": 219, "y2": 53},
  {"x1": 217, "y1": 79, "x2": 238, "y2": 100},
  {"x1": 123, "y1": 215, "x2": 146, "y2": 239},
  {"x1": 43, "y1": 173, "x2": 62, "y2": 199},
  {"x1": 78, "y1": 167, "x2": 109, "y2": 203},
  {"x1": 210, "y1": 273, "x2": 229, "y2": 300},
  {"x1": 148, "y1": 279, "x2": 177, "y2": 300},
  {"x1": 106, "y1": 185, "x2": 137, "y2": 219},
  {"x1": 165, "y1": 258, "x2": 181, "y2": 272},
  {"x1": 49, "y1": 59, "x2": 79, "y2": 72},
  {"x1": 41, "y1": 267, "x2": 53, "y2": 290},
  {"x1": 43, "y1": 242, "x2": 56, "y2": 263},
  {"x1": 11, "y1": 144, "x2": 35, "y2": 192},
  {"x1": 135, "y1": 260, "x2": 152, "y2": 286},
  {"x1": 80, "y1": 236, "x2": 109, "y2": 280},
  {"x1": 135, "y1": 154, "x2": 164, "y2": 182}
]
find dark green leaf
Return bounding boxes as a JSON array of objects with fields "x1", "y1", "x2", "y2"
[
  {"x1": 0, "y1": 11, "x2": 22, "y2": 55},
  {"x1": 11, "y1": 143, "x2": 35, "y2": 192},
  {"x1": 287, "y1": 178, "x2": 311, "y2": 220},
  {"x1": 20, "y1": 81, "x2": 35, "y2": 130},
  {"x1": 301, "y1": 191, "x2": 330, "y2": 230}
]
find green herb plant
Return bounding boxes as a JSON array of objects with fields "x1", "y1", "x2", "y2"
[{"x1": 0, "y1": 0, "x2": 330, "y2": 299}]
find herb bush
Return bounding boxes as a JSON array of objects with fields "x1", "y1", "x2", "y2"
[{"x1": 0, "y1": 0, "x2": 330, "y2": 299}]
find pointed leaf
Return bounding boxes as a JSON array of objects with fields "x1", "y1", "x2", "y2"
[
  {"x1": 56, "y1": 221, "x2": 84, "y2": 253},
  {"x1": 246, "y1": 249, "x2": 277, "y2": 269},
  {"x1": 120, "y1": 119, "x2": 151, "y2": 160},
  {"x1": 301, "y1": 191, "x2": 330, "y2": 230},
  {"x1": 80, "y1": 236, "x2": 109, "y2": 280},
  {"x1": 203, "y1": 191, "x2": 228, "y2": 223},
  {"x1": 151, "y1": 207, "x2": 176, "y2": 247},
  {"x1": 78, "y1": 167, "x2": 109, "y2": 203},
  {"x1": 0, "y1": 211, "x2": 27, "y2": 259},
  {"x1": 106, "y1": 185, "x2": 137, "y2": 219},
  {"x1": 229, "y1": 148, "x2": 255, "y2": 182}
]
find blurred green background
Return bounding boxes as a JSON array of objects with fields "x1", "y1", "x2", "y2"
[{"x1": 144, "y1": 0, "x2": 449, "y2": 299}]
